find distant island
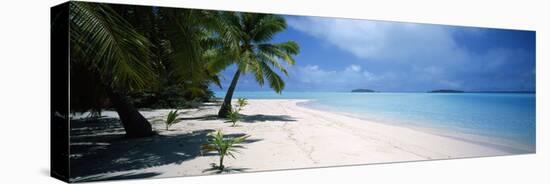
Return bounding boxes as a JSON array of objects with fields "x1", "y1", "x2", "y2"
[
  {"x1": 429, "y1": 89, "x2": 464, "y2": 93},
  {"x1": 351, "y1": 89, "x2": 376, "y2": 93}
]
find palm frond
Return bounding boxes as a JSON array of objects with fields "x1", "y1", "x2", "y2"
[
  {"x1": 217, "y1": 12, "x2": 244, "y2": 50},
  {"x1": 70, "y1": 2, "x2": 155, "y2": 90},
  {"x1": 247, "y1": 57, "x2": 266, "y2": 86},
  {"x1": 165, "y1": 109, "x2": 181, "y2": 130},
  {"x1": 227, "y1": 108, "x2": 241, "y2": 127},
  {"x1": 257, "y1": 41, "x2": 300, "y2": 65},
  {"x1": 236, "y1": 98, "x2": 248, "y2": 109},
  {"x1": 258, "y1": 52, "x2": 289, "y2": 76},
  {"x1": 259, "y1": 61, "x2": 285, "y2": 93},
  {"x1": 205, "y1": 49, "x2": 237, "y2": 75},
  {"x1": 249, "y1": 15, "x2": 287, "y2": 43},
  {"x1": 200, "y1": 130, "x2": 249, "y2": 171}
]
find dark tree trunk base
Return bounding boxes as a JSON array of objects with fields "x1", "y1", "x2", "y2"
[
  {"x1": 217, "y1": 103, "x2": 231, "y2": 118},
  {"x1": 106, "y1": 87, "x2": 154, "y2": 138}
]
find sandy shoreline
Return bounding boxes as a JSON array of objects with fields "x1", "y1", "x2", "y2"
[
  {"x1": 297, "y1": 100, "x2": 535, "y2": 154},
  {"x1": 70, "y1": 99, "x2": 529, "y2": 181}
]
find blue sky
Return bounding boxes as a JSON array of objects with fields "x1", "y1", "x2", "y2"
[{"x1": 214, "y1": 16, "x2": 535, "y2": 92}]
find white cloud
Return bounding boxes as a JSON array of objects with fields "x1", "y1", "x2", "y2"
[
  {"x1": 287, "y1": 17, "x2": 468, "y2": 64},
  {"x1": 362, "y1": 71, "x2": 375, "y2": 80},
  {"x1": 290, "y1": 64, "x2": 389, "y2": 91},
  {"x1": 345, "y1": 64, "x2": 362, "y2": 72},
  {"x1": 286, "y1": 16, "x2": 535, "y2": 91}
]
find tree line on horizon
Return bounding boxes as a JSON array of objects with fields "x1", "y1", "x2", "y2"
[{"x1": 65, "y1": 1, "x2": 299, "y2": 137}]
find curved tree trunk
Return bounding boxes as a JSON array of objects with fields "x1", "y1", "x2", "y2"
[
  {"x1": 105, "y1": 87, "x2": 154, "y2": 138},
  {"x1": 218, "y1": 69, "x2": 241, "y2": 118},
  {"x1": 219, "y1": 154, "x2": 225, "y2": 171}
]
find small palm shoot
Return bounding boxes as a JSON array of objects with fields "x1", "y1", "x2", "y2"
[
  {"x1": 201, "y1": 130, "x2": 249, "y2": 171},
  {"x1": 165, "y1": 110, "x2": 181, "y2": 130},
  {"x1": 236, "y1": 98, "x2": 248, "y2": 110},
  {"x1": 227, "y1": 108, "x2": 241, "y2": 127}
]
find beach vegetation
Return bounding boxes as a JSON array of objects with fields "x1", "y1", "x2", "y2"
[
  {"x1": 227, "y1": 108, "x2": 241, "y2": 127},
  {"x1": 236, "y1": 98, "x2": 249, "y2": 110},
  {"x1": 165, "y1": 110, "x2": 181, "y2": 130},
  {"x1": 201, "y1": 130, "x2": 249, "y2": 171}
]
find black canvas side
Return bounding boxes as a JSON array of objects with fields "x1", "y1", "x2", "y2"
[{"x1": 50, "y1": 1, "x2": 70, "y2": 182}]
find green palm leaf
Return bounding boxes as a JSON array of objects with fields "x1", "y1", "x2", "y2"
[
  {"x1": 200, "y1": 130, "x2": 249, "y2": 171},
  {"x1": 70, "y1": 2, "x2": 155, "y2": 90},
  {"x1": 165, "y1": 110, "x2": 181, "y2": 130}
]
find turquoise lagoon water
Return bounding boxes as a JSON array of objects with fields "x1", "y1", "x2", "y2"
[{"x1": 215, "y1": 91, "x2": 536, "y2": 152}]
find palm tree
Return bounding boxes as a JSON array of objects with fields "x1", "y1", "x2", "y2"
[
  {"x1": 112, "y1": 5, "x2": 224, "y2": 106},
  {"x1": 201, "y1": 130, "x2": 249, "y2": 171},
  {"x1": 213, "y1": 13, "x2": 300, "y2": 117},
  {"x1": 159, "y1": 8, "x2": 224, "y2": 98},
  {"x1": 69, "y1": 2, "x2": 156, "y2": 137},
  {"x1": 68, "y1": 2, "x2": 228, "y2": 138}
]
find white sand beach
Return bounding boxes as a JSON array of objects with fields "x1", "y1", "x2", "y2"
[{"x1": 70, "y1": 99, "x2": 518, "y2": 181}]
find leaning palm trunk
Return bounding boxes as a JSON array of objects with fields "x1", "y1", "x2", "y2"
[
  {"x1": 105, "y1": 86, "x2": 154, "y2": 138},
  {"x1": 69, "y1": 2, "x2": 156, "y2": 138},
  {"x1": 218, "y1": 69, "x2": 241, "y2": 118}
]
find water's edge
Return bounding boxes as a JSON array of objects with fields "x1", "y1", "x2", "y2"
[{"x1": 294, "y1": 99, "x2": 535, "y2": 154}]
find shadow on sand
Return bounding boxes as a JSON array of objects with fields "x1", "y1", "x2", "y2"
[
  {"x1": 241, "y1": 114, "x2": 297, "y2": 123},
  {"x1": 179, "y1": 114, "x2": 219, "y2": 121},
  {"x1": 76, "y1": 172, "x2": 163, "y2": 182},
  {"x1": 177, "y1": 113, "x2": 297, "y2": 124},
  {"x1": 202, "y1": 164, "x2": 250, "y2": 174},
  {"x1": 69, "y1": 118, "x2": 260, "y2": 182}
]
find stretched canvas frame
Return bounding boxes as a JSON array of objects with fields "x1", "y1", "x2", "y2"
[{"x1": 51, "y1": 1, "x2": 536, "y2": 182}]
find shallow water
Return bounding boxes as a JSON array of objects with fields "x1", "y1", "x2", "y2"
[{"x1": 215, "y1": 91, "x2": 536, "y2": 152}]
